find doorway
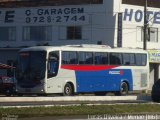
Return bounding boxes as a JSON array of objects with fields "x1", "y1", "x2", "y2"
[{"x1": 149, "y1": 63, "x2": 160, "y2": 90}]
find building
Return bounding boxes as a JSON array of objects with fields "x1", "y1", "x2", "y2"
[{"x1": 0, "y1": 0, "x2": 160, "y2": 90}]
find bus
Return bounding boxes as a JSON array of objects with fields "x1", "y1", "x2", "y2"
[{"x1": 16, "y1": 45, "x2": 149, "y2": 96}]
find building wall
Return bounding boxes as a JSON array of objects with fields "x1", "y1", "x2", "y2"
[
  {"x1": 121, "y1": 4, "x2": 160, "y2": 49},
  {"x1": 0, "y1": 0, "x2": 160, "y2": 49},
  {"x1": 0, "y1": 0, "x2": 103, "y2": 8},
  {"x1": 0, "y1": 0, "x2": 120, "y2": 47},
  {"x1": 0, "y1": 49, "x2": 19, "y2": 64}
]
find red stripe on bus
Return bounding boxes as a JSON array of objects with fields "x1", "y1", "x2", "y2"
[{"x1": 61, "y1": 65, "x2": 118, "y2": 71}]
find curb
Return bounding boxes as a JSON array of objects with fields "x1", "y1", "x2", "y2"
[{"x1": 0, "y1": 96, "x2": 151, "y2": 102}]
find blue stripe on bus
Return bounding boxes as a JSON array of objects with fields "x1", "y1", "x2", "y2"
[{"x1": 75, "y1": 69, "x2": 133, "y2": 93}]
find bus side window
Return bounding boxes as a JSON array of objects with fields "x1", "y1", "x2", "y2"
[
  {"x1": 123, "y1": 53, "x2": 135, "y2": 66},
  {"x1": 79, "y1": 52, "x2": 93, "y2": 65},
  {"x1": 123, "y1": 53, "x2": 130, "y2": 65},
  {"x1": 47, "y1": 51, "x2": 59, "y2": 78},
  {"x1": 62, "y1": 51, "x2": 78, "y2": 65},
  {"x1": 109, "y1": 53, "x2": 122, "y2": 65},
  {"x1": 135, "y1": 54, "x2": 147, "y2": 66},
  {"x1": 141, "y1": 54, "x2": 147, "y2": 66},
  {"x1": 94, "y1": 52, "x2": 108, "y2": 65},
  {"x1": 130, "y1": 54, "x2": 135, "y2": 65},
  {"x1": 69, "y1": 52, "x2": 78, "y2": 64}
]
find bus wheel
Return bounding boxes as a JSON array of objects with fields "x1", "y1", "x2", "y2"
[
  {"x1": 115, "y1": 82, "x2": 128, "y2": 96},
  {"x1": 64, "y1": 83, "x2": 74, "y2": 96},
  {"x1": 120, "y1": 82, "x2": 128, "y2": 96}
]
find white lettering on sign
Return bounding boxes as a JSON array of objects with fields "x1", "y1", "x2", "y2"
[
  {"x1": 149, "y1": 50, "x2": 160, "y2": 63},
  {"x1": 123, "y1": 8, "x2": 160, "y2": 24},
  {"x1": 109, "y1": 70, "x2": 123, "y2": 75}
]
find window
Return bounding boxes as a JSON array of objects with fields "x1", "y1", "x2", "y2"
[
  {"x1": 137, "y1": 26, "x2": 158, "y2": 42},
  {"x1": 79, "y1": 52, "x2": 93, "y2": 64},
  {"x1": 67, "y1": 26, "x2": 82, "y2": 40},
  {"x1": 148, "y1": 27, "x2": 158, "y2": 42},
  {"x1": 0, "y1": 27, "x2": 16, "y2": 41},
  {"x1": 94, "y1": 52, "x2": 108, "y2": 65},
  {"x1": 109, "y1": 53, "x2": 122, "y2": 65},
  {"x1": 135, "y1": 54, "x2": 147, "y2": 66},
  {"x1": 123, "y1": 53, "x2": 135, "y2": 65},
  {"x1": 23, "y1": 26, "x2": 52, "y2": 41},
  {"x1": 62, "y1": 51, "x2": 78, "y2": 64}
]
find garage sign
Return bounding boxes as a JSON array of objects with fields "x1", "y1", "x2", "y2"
[{"x1": 0, "y1": 7, "x2": 89, "y2": 25}]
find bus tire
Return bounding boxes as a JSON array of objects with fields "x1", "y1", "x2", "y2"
[
  {"x1": 64, "y1": 83, "x2": 74, "y2": 96},
  {"x1": 120, "y1": 82, "x2": 128, "y2": 96},
  {"x1": 115, "y1": 82, "x2": 128, "y2": 96}
]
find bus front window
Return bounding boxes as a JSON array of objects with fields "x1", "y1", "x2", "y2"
[
  {"x1": 17, "y1": 51, "x2": 46, "y2": 87},
  {"x1": 47, "y1": 51, "x2": 59, "y2": 78}
]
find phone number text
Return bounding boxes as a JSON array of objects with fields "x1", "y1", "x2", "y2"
[{"x1": 25, "y1": 15, "x2": 86, "y2": 23}]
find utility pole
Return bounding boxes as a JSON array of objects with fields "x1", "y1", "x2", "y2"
[{"x1": 143, "y1": 0, "x2": 148, "y2": 50}]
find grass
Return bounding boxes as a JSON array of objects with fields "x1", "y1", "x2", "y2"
[{"x1": 1, "y1": 104, "x2": 160, "y2": 118}]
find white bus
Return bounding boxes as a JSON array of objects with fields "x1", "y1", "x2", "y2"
[{"x1": 16, "y1": 45, "x2": 149, "y2": 96}]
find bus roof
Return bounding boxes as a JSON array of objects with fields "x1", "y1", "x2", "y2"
[{"x1": 19, "y1": 45, "x2": 148, "y2": 54}]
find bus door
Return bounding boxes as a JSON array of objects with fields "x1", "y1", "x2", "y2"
[{"x1": 47, "y1": 51, "x2": 59, "y2": 78}]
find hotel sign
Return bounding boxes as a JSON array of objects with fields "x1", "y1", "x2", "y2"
[{"x1": 148, "y1": 50, "x2": 160, "y2": 63}]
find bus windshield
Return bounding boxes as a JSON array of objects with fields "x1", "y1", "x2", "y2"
[{"x1": 17, "y1": 51, "x2": 46, "y2": 88}]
